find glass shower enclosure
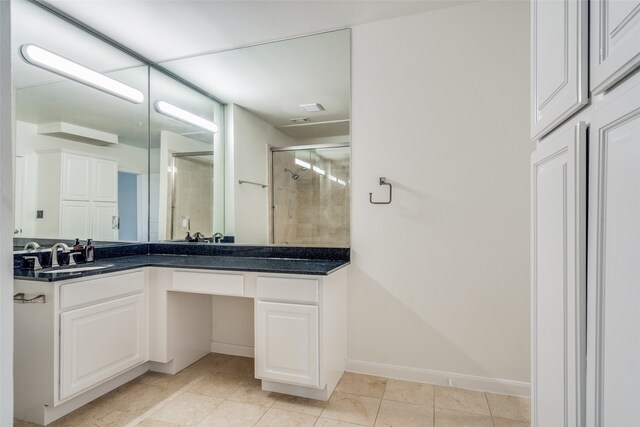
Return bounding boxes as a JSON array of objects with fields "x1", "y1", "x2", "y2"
[{"x1": 272, "y1": 146, "x2": 350, "y2": 246}]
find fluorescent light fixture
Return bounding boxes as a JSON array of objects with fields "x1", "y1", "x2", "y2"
[
  {"x1": 313, "y1": 166, "x2": 325, "y2": 175},
  {"x1": 337, "y1": 179, "x2": 346, "y2": 186},
  {"x1": 295, "y1": 159, "x2": 311, "y2": 169},
  {"x1": 328, "y1": 175, "x2": 337, "y2": 182},
  {"x1": 300, "y1": 103, "x2": 325, "y2": 112},
  {"x1": 154, "y1": 101, "x2": 218, "y2": 133},
  {"x1": 20, "y1": 44, "x2": 144, "y2": 104}
]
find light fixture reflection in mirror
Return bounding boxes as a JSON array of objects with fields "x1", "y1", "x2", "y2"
[
  {"x1": 20, "y1": 44, "x2": 145, "y2": 104},
  {"x1": 154, "y1": 100, "x2": 218, "y2": 133}
]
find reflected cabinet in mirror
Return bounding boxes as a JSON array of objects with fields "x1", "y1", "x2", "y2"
[
  {"x1": 13, "y1": 0, "x2": 149, "y2": 243},
  {"x1": 13, "y1": 0, "x2": 350, "y2": 248}
]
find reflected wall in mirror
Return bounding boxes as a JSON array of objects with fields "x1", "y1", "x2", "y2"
[
  {"x1": 13, "y1": 0, "x2": 149, "y2": 243},
  {"x1": 159, "y1": 29, "x2": 351, "y2": 246},
  {"x1": 149, "y1": 69, "x2": 225, "y2": 242}
]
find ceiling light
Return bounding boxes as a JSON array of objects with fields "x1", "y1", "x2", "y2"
[
  {"x1": 337, "y1": 179, "x2": 346, "y2": 186},
  {"x1": 20, "y1": 44, "x2": 144, "y2": 104},
  {"x1": 300, "y1": 103, "x2": 325, "y2": 112},
  {"x1": 313, "y1": 166, "x2": 325, "y2": 175},
  {"x1": 295, "y1": 159, "x2": 311, "y2": 169},
  {"x1": 154, "y1": 101, "x2": 218, "y2": 133},
  {"x1": 328, "y1": 175, "x2": 337, "y2": 182}
]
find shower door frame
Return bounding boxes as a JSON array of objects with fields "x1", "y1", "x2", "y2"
[{"x1": 269, "y1": 143, "x2": 350, "y2": 245}]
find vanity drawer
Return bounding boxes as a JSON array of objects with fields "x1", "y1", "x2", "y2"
[
  {"x1": 256, "y1": 276, "x2": 319, "y2": 304},
  {"x1": 60, "y1": 270, "x2": 145, "y2": 310},
  {"x1": 171, "y1": 270, "x2": 245, "y2": 296}
]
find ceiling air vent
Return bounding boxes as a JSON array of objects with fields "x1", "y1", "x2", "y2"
[{"x1": 290, "y1": 117, "x2": 311, "y2": 123}]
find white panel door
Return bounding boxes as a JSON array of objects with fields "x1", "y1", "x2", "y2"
[
  {"x1": 61, "y1": 153, "x2": 91, "y2": 201},
  {"x1": 93, "y1": 158, "x2": 118, "y2": 202},
  {"x1": 255, "y1": 301, "x2": 319, "y2": 387},
  {"x1": 60, "y1": 293, "x2": 147, "y2": 400},
  {"x1": 591, "y1": 0, "x2": 640, "y2": 94},
  {"x1": 531, "y1": 122, "x2": 586, "y2": 427},
  {"x1": 531, "y1": 0, "x2": 588, "y2": 140},
  {"x1": 587, "y1": 77, "x2": 640, "y2": 427},
  {"x1": 60, "y1": 201, "x2": 91, "y2": 239},
  {"x1": 93, "y1": 202, "x2": 118, "y2": 241}
]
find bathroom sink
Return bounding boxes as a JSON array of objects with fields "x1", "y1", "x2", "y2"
[{"x1": 37, "y1": 264, "x2": 114, "y2": 274}]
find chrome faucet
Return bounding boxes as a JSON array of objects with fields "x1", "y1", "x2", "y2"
[
  {"x1": 50, "y1": 243, "x2": 70, "y2": 268},
  {"x1": 23, "y1": 242, "x2": 41, "y2": 251},
  {"x1": 213, "y1": 233, "x2": 223, "y2": 243}
]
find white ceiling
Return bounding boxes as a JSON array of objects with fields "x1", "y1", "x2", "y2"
[
  {"x1": 13, "y1": 0, "x2": 472, "y2": 142},
  {"x1": 43, "y1": 0, "x2": 474, "y2": 63}
]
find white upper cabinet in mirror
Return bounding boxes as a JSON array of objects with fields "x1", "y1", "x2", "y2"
[
  {"x1": 158, "y1": 29, "x2": 351, "y2": 247},
  {"x1": 12, "y1": 0, "x2": 149, "y2": 243}
]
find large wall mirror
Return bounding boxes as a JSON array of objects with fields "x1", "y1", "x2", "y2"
[
  {"x1": 12, "y1": 0, "x2": 149, "y2": 244},
  {"x1": 12, "y1": 0, "x2": 350, "y2": 248},
  {"x1": 159, "y1": 29, "x2": 351, "y2": 247}
]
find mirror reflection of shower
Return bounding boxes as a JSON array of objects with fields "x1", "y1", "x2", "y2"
[
  {"x1": 169, "y1": 151, "x2": 214, "y2": 240},
  {"x1": 272, "y1": 145, "x2": 350, "y2": 246},
  {"x1": 284, "y1": 167, "x2": 308, "y2": 219}
]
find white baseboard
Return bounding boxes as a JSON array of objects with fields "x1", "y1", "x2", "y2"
[
  {"x1": 211, "y1": 341, "x2": 255, "y2": 358},
  {"x1": 346, "y1": 359, "x2": 530, "y2": 398}
]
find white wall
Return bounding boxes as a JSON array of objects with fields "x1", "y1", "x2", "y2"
[
  {"x1": 348, "y1": 1, "x2": 531, "y2": 392},
  {"x1": 0, "y1": 0, "x2": 13, "y2": 423},
  {"x1": 226, "y1": 104, "x2": 297, "y2": 243}
]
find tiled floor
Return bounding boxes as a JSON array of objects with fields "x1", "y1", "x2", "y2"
[{"x1": 14, "y1": 354, "x2": 531, "y2": 427}]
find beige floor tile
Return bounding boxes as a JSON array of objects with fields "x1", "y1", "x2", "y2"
[
  {"x1": 189, "y1": 353, "x2": 232, "y2": 372},
  {"x1": 336, "y1": 373, "x2": 387, "y2": 398},
  {"x1": 227, "y1": 378, "x2": 281, "y2": 406},
  {"x1": 493, "y1": 418, "x2": 531, "y2": 427},
  {"x1": 150, "y1": 392, "x2": 222, "y2": 425},
  {"x1": 314, "y1": 419, "x2": 363, "y2": 427},
  {"x1": 50, "y1": 403, "x2": 141, "y2": 426},
  {"x1": 13, "y1": 420, "x2": 40, "y2": 427},
  {"x1": 136, "y1": 419, "x2": 181, "y2": 427},
  {"x1": 194, "y1": 400, "x2": 269, "y2": 427},
  {"x1": 321, "y1": 391, "x2": 381, "y2": 426},
  {"x1": 186, "y1": 373, "x2": 247, "y2": 399},
  {"x1": 375, "y1": 400, "x2": 433, "y2": 427},
  {"x1": 255, "y1": 408, "x2": 318, "y2": 427},
  {"x1": 383, "y1": 379, "x2": 434, "y2": 407},
  {"x1": 93, "y1": 383, "x2": 176, "y2": 414},
  {"x1": 486, "y1": 393, "x2": 531, "y2": 422},
  {"x1": 434, "y1": 408, "x2": 494, "y2": 427},
  {"x1": 434, "y1": 386, "x2": 491, "y2": 416},
  {"x1": 144, "y1": 367, "x2": 208, "y2": 391},
  {"x1": 216, "y1": 356, "x2": 256, "y2": 377},
  {"x1": 273, "y1": 395, "x2": 327, "y2": 416}
]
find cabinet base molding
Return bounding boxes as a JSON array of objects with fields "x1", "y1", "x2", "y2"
[
  {"x1": 18, "y1": 363, "x2": 148, "y2": 426},
  {"x1": 262, "y1": 380, "x2": 331, "y2": 401},
  {"x1": 211, "y1": 342, "x2": 255, "y2": 358},
  {"x1": 346, "y1": 359, "x2": 530, "y2": 398}
]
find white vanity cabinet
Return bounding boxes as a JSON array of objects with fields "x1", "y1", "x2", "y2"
[
  {"x1": 530, "y1": 0, "x2": 588, "y2": 140},
  {"x1": 14, "y1": 270, "x2": 148, "y2": 426},
  {"x1": 255, "y1": 276, "x2": 321, "y2": 388},
  {"x1": 36, "y1": 149, "x2": 119, "y2": 240}
]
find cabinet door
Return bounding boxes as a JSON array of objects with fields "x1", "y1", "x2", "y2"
[
  {"x1": 60, "y1": 293, "x2": 147, "y2": 400},
  {"x1": 591, "y1": 0, "x2": 640, "y2": 94},
  {"x1": 60, "y1": 201, "x2": 91, "y2": 239},
  {"x1": 531, "y1": 0, "x2": 588, "y2": 140},
  {"x1": 531, "y1": 122, "x2": 586, "y2": 427},
  {"x1": 93, "y1": 202, "x2": 118, "y2": 241},
  {"x1": 587, "y1": 78, "x2": 640, "y2": 427},
  {"x1": 93, "y1": 158, "x2": 118, "y2": 202},
  {"x1": 255, "y1": 301, "x2": 319, "y2": 387},
  {"x1": 61, "y1": 153, "x2": 91, "y2": 201}
]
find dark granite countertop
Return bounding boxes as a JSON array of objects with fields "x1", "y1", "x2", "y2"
[{"x1": 15, "y1": 253, "x2": 350, "y2": 282}]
